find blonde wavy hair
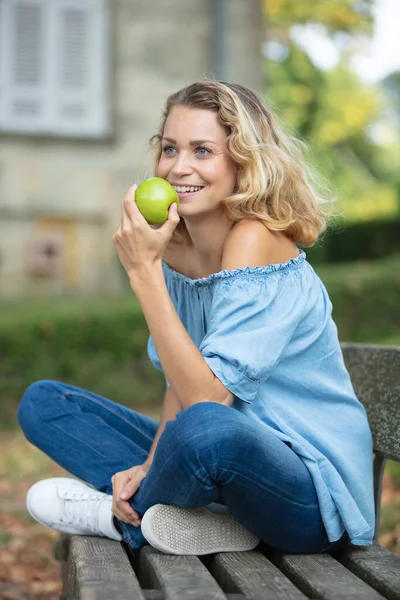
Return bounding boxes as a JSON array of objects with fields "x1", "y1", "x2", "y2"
[{"x1": 150, "y1": 80, "x2": 333, "y2": 247}]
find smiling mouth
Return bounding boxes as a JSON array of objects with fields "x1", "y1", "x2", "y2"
[{"x1": 172, "y1": 185, "x2": 204, "y2": 194}]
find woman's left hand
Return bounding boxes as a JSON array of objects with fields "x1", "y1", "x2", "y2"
[{"x1": 112, "y1": 185, "x2": 180, "y2": 285}]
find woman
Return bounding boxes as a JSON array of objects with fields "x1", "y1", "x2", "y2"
[{"x1": 18, "y1": 81, "x2": 374, "y2": 556}]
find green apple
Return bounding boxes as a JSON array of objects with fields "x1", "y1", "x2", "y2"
[{"x1": 135, "y1": 177, "x2": 179, "y2": 225}]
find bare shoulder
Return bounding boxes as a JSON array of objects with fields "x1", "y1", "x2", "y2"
[{"x1": 222, "y1": 218, "x2": 299, "y2": 270}]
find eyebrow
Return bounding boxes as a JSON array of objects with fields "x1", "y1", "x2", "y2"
[{"x1": 162, "y1": 137, "x2": 217, "y2": 146}]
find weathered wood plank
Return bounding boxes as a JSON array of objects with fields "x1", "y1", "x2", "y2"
[
  {"x1": 69, "y1": 535, "x2": 146, "y2": 600},
  {"x1": 55, "y1": 535, "x2": 79, "y2": 600},
  {"x1": 135, "y1": 545, "x2": 227, "y2": 600},
  {"x1": 208, "y1": 551, "x2": 307, "y2": 600},
  {"x1": 334, "y1": 543, "x2": 400, "y2": 600},
  {"x1": 267, "y1": 551, "x2": 386, "y2": 600}
]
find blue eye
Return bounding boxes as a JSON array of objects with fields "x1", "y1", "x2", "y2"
[
  {"x1": 196, "y1": 146, "x2": 211, "y2": 156},
  {"x1": 162, "y1": 145, "x2": 176, "y2": 154}
]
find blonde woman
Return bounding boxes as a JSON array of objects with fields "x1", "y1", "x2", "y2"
[{"x1": 18, "y1": 81, "x2": 374, "y2": 555}]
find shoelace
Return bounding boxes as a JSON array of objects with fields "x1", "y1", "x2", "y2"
[{"x1": 59, "y1": 491, "x2": 103, "y2": 536}]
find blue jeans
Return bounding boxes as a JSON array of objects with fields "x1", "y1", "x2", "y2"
[{"x1": 18, "y1": 380, "x2": 348, "y2": 554}]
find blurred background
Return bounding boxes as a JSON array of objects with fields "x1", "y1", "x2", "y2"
[{"x1": 0, "y1": 0, "x2": 399, "y2": 598}]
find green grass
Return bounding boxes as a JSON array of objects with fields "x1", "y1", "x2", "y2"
[
  {"x1": 380, "y1": 500, "x2": 400, "y2": 534},
  {"x1": 387, "y1": 461, "x2": 400, "y2": 488},
  {"x1": 0, "y1": 293, "x2": 141, "y2": 330},
  {"x1": 313, "y1": 253, "x2": 400, "y2": 284}
]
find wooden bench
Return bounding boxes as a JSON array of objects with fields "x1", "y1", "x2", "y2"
[{"x1": 54, "y1": 342, "x2": 400, "y2": 600}]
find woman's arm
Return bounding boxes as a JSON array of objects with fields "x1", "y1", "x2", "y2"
[
  {"x1": 133, "y1": 265, "x2": 234, "y2": 409},
  {"x1": 112, "y1": 188, "x2": 234, "y2": 409}
]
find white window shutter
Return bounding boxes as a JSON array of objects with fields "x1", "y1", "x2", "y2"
[
  {"x1": 0, "y1": 0, "x2": 52, "y2": 133},
  {"x1": 0, "y1": 0, "x2": 110, "y2": 138},
  {"x1": 50, "y1": 0, "x2": 110, "y2": 137}
]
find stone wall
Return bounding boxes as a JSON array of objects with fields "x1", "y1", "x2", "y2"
[{"x1": 0, "y1": 0, "x2": 264, "y2": 298}]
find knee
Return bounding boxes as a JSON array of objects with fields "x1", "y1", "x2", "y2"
[
  {"x1": 18, "y1": 380, "x2": 58, "y2": 439},
  {"x1": 177, "y1": 401, "x2": 230, "y2": 435},
  {"x1": 164, "y1": 402, "x2": 242, "y2": 458}
]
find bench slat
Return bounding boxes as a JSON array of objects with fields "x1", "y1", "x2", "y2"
[
  {"x1": 268, "y1": 551, "x2": 386, "y2": 600},
  {"x1": 70, "y1": 536, "x2": 146, "y2": 600},
  {"x1": 208, "y1": 550, "x2": 307, "y2": 600},
  {"x1": 334, "y1": 544, "x2": 400, "y2": 600},
  {"x1": 136, "y1": 545, "x2": 227, "y2": 600}
]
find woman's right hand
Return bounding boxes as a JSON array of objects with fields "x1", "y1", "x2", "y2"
[{"x1": 111, "y1": 463, "x2": 150, "y2": 526}]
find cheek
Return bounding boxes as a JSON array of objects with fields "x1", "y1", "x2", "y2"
[
  {"x1": 156, "y1": 156, "x2": 172, "y2": 178},
  {"x1": 202, "y1": 162, "x2": 230, "y2": 183},
  {"x1": 218, "y1": 161, "x2": 236, "y2": 192}
]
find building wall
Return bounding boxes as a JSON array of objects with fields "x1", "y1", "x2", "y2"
[{"x1": 0, "y1": 0, "x2": 264, "y2": 298}]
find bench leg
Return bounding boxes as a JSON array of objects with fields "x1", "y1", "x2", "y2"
[
  {"x1": 373, "y1": 452, "x2": 386, "y2": 542},
  {"x1": 54, "y1": 534, "x2": 79, "y2": 600}
]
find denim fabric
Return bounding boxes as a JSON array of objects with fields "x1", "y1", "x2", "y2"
[
  {"x1": 18, "y1": 380, "x2": 348, "y2": 553},
  {"x1": 147, "y1": 251, "x2": 375, "y2": 545}
]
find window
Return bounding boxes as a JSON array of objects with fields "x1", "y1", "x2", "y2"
[{"x1": 0, "y1": 0, "x2": 110, "y2": 138}]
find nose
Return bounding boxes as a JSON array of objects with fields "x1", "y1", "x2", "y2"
[{"x1": 171, "y1": 151, "x2": 193, "y2": 177}]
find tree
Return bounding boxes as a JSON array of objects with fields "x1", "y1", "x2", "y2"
[
  {"x1": 263, "y1": 0, "x2": 398, "y2": 222},
  {"x1": 264, "y1": 0, "x2": 373, "y2": 34}
]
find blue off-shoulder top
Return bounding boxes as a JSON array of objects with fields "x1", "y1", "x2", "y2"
[{"x1": 147, "y1": 250, "x2": 374, "y2": 546}]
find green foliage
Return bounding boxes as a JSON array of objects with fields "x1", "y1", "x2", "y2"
[
  {"x1": 1, "y1": 255, "x2": 399, "y2": 429},
  {"x1": 382, "y1": 71, "x2": 400, "y2": 117},
  {"x1": 314, "y1": 254, "x2": 400, "y2": 342},
  {"x1": 265, "y1": 0, "x2": 373, "y2": 34},
  {"x1": 264, "y1": 0, "x2": 399, "y2": 227},
  {"x1": 0, "y1": 296, "x2": 166, "y2": 429},
  {"x1": 306, "y1": 218, "x2": 400, "y2": 263},
  {"x1": 387, "y1": 461, "x2": 400, "y2": 489}
]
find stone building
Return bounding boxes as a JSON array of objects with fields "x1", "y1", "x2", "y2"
[{"x1": 0, "y1": 0, "x2": 264, "y2": 298}]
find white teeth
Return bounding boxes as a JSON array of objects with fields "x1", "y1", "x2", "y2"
[{"x1": 173, "y1": 185, "x2": 203, "y2": 193}]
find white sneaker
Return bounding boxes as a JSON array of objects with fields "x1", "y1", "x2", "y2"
[
  {"x1": 26, "y1": 477, "x2": 122, "y2": 541},
  {"x1": 141, "y1": 504, "x2": 259, "y2": 555}
]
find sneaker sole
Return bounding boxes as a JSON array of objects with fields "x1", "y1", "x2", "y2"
[{"x1": 141, "y1": 504, "x2": 259, "y2": 555}]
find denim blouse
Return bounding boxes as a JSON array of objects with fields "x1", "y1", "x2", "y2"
[{"x1": 147, "y1": 250, "x2": 374, "y2": 546}]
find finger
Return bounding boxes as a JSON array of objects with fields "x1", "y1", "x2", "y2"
[
  {"x1": 118, "y1": 507, "x2": 141, "y2": 526},
  {"x1": 115, "y1": 497, "x2": 140, "y2": 519},
  {"x1": 169, "y1": 202, "x2": 180, "y2": 222},
  {"x1": 120, "y1": 197, "x2": 130, "y2": 229},
  {"x1": 112, "y1": 225, "x2": 122, "y2": 245},
  {"x1": 123, "y1": 185, "x2": 147, "y2": 226},
  {"x1": 111, "y1": 472, "x2": 126, "y2": 498},
  {"x1": 159, "y1": 202, "x2": 180, "y2": 235},
  {"x1": 119, "y1": 185, "x2": 137, "y2": 227},
  {"x1": 118, "y1": 511, "x2": 140, "y2": 526},
  {"x1": 112, "y1": 473, "x2": 132, "y2": 510},
  {"x1": 112, "y1": 500, "x2": 140, "y2": 525},
  {"x1": 114, "y1": 487, "x2": 141, "y2": 523},
  {"x1": 120, "y1": 471, "x2": 145, "y2": 500}
]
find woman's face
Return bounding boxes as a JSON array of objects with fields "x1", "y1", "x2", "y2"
[{"x1": 157, "y1": 106, "x2": 236, "y2": 219}]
